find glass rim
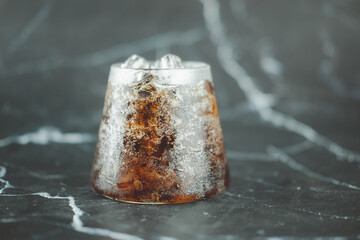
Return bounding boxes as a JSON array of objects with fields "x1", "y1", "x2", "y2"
[{"x1": 111, "y1": 61, "x2": 210, "y2": 71}]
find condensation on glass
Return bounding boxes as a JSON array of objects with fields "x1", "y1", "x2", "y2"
[{"x1": 91, "y1": 54, "x2": 230, "y2": 204}]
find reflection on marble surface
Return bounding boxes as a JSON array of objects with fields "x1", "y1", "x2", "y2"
[{"x1": 0, "y1": 0, "x2": 359, "y2": 239}]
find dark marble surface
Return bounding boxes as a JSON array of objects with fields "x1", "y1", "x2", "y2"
[{"x1": 1, "y1": 0, "x2": 360, "y2": 239}]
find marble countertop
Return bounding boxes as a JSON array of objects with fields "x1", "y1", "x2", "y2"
[{"x1": 1, "y1": 0, "x2": 360, "y2": 239}]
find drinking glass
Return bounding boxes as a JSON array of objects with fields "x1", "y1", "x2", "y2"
[{"x1": 91, "y1": 61, "x2": 230, "y2": 204}]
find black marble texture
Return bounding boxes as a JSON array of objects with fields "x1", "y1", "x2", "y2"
[{"x1": 1, "y1": 0, "x2": 360, "y2": 239}]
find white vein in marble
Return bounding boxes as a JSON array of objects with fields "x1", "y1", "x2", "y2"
[
  {"x1": 318, "y1": 28, "x2": 360, "y2": 100},
  {"x1": 7, "y1": 1, "x2": 53, "y2": 54},
  {"x1": 27, "y1": 171, "x2": 65, "y2": 180},
  {"x1": 0, "y1": 165, "x2": 143, "y2": 240},
  {"x1": 226, "y1": 139, "x2": 359, "y2": 191},
  {"x1": 280, "y1": 140, "x2": 313, "y2": 155},
  {"x1": 0, "y1": 217, "x2": 29, "y2": 223},
  {"x1": 0, "y1": 166, "x2": 13, "y2": 194},
  {"x1": 0, "y1": 126, "x2": 96, "y2": 147},
  {"x1": 259, "y1": 52, "x2": 283, "y2": 78},
  {"x1": 199, "y1": 0, "x2": 360, "y2": 163},
  {"x1": 295, "y1": 207, "x2": 360, "y2": 222},
  {"x1": 267, "y1": 146, "x2": 360, "y2": 191},
  {"x1": 158, "y1": 237, "x2": 177, "y2": 240},
  {"x1": 225, "y1": 191, "x2": 273, "y2": 207}
]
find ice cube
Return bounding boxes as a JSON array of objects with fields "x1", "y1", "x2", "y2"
[
  {"x1": 121, "y1": 54, "x2": 149, "y2": 69},
  {"x1": 153, "y1": 54, "x2": 184, "y2": 69}
]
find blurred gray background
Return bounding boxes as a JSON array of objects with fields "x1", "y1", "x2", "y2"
[{"x1": 0, "y1": 0, "x2": 360, "y2": 239}]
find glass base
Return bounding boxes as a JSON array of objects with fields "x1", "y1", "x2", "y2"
[{"x1": 97, "y1": 189, "x2": 226, "y2": 205}]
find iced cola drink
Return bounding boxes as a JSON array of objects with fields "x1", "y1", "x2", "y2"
[{"x1": 91, "y1": 54, "x2": 230, "y2": 204}]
